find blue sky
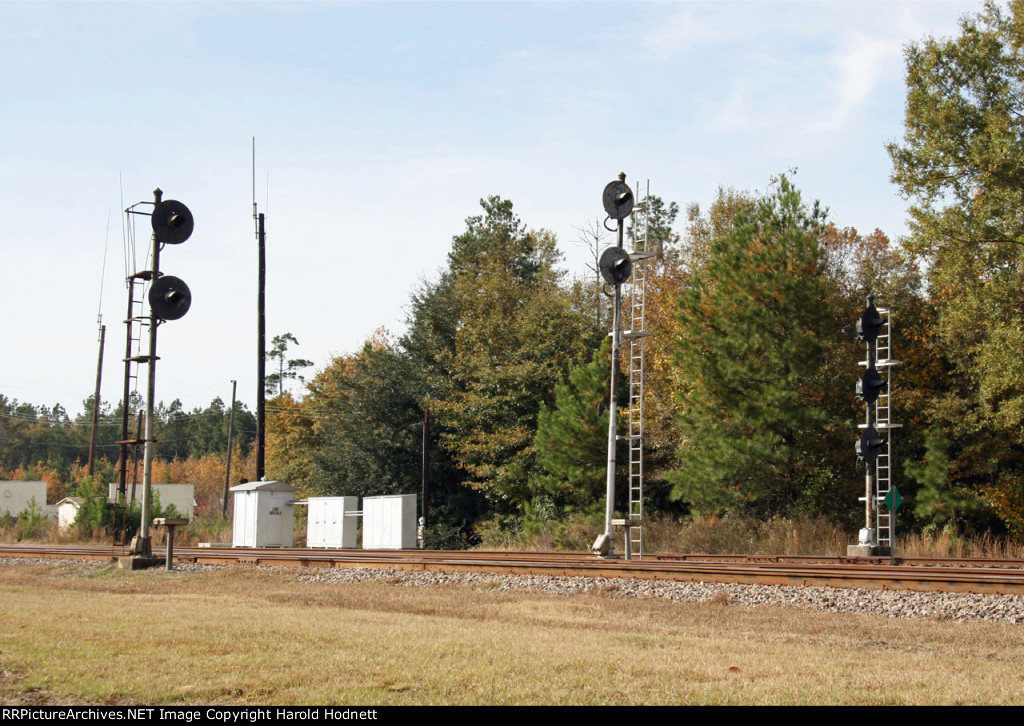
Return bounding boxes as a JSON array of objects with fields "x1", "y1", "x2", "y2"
[{"x1": 0, "y1": 0, "x2": 983, "y2": 415}]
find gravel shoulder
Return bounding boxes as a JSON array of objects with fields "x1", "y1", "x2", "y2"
[
  {"x1": 300, "y1": 565, "x2": 1024, "y2": 624},
  {"x1": 4, "y1": 555, "x2": 1022, "y2": 624}
]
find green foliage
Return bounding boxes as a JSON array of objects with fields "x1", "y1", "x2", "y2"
[
  {"x1": 531, "y1": 338, "x2": 613, "y2": 512},
  {"x1": 905, "y1": 428, "x2": 988, "y2": 532},
  {"x1": 186, "y1": 512, "x2": 232, "y2": 544},
  {"x1": 669, "y1": 176, "x2": 834, "y2": 516},
  {"x1": 72, "y1": 477, "x2": 112, "y2": 531},
  {"x1": 522, "y1": 502, "x2": 605, "y2": 551},
  {"x1": 630, "y1": 195, "x2": 681, "y2": 257},
  {"x1": 306, "y1": 334, "x2": 424, "y2": 499},
  {"x1": 429, "y1": 199, "x2": 598, "y2": 509},
  {"x1": 14, "y1": 497, "x2": 51, "y2": 540},
  {"x1": 154, "y1": 396, "x2": 257, "y2": 461},
  {"x1": 265, "y1": 392, "x2": 315, "y2": 493},
  {"x1": 0, "y1": 387, "x2": 254, "y2": 498},
  {"x1": 888, "y1": 0, "x2": 1024, "y2": 252},
  {"x1": 421, "y1": 519, "x2": 475, "y2": 550},
  {"x1": 889, "y1": 0, "x2": 1024, "y2": 418},
  {"x1": 73, "y1": 480, "x2": 172, "y2": 537},
  {"x1": 0, "y1": 395, "x2": 76, "y2": 473},
  {"x1": 117, "y1": 490, "x2": 171, "y2": 537},
  {"x1": 266, "y1": 333, "x2": 314, "y2": 398},
  {"x1": 887, "y1": 0, "x2": 1024, "y2": 532},
  {"x1": 448, "y1": 196, "x2": 555, "y2": 284}
]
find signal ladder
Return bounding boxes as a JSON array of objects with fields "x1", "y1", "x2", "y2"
[
  {"x1": 117, "y1": 271, "x2": 153, "y2": 502},
  {"x1": 621, "y1": 180, "x2": 652, "y2": 558},
  {"x1": 864, "y1": 307, "x2": 901, "y2": 549}
]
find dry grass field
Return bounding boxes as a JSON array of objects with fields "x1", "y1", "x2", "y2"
[{"x1": 1, "y1": 560, "x2": 1023, "y2": 706}]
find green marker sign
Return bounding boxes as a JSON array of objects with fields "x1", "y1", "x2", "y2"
[{"x1": 884, "y1": 487, "x2": 903, "y2": 513}]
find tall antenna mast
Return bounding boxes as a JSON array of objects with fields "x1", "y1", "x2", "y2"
[
  {"x1": 254, "y1": 137, "x2": 267, "y2": 480},
  {"x1": 253, "y1": 137, "x2": 258, "y2": 231}
]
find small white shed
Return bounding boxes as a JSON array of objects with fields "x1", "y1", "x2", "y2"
[
  {"x1": 230, "y1": 479, "x2": 295, "y2": 548},
  {"x1": 307, "y1": 496, "x2": 359, "y2": 549},
  {"x1": 362, "y1": 494, "x2": 417, "y2": 550},
  {"x1": 56, "y1": 497, "x2": 84, "y2": 529}
]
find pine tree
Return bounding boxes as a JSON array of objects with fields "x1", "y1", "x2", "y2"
[
  {"x1": 531, "y1": 338, "x2": 612, "y2": 513},
  {"x1": 668, "y1": 176, "x2": 833, "y2": 516}
]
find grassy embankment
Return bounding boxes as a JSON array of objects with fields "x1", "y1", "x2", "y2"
[{"x1": 0, "y1": 560, "x2": 1022, "y2": 705}]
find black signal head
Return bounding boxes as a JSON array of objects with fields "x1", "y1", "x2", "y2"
[
  {"x1": 856, "y1": 426, "x2": 885, "y2": 464},
  {"x1": 152, "y1": 199, "x2": 194, "y2": 245},
  {"x1": 602, "y1": 180, "x2": 634, "y2": 220},
  {"x1": 149, "y1": 275, "x2": 192, "y2": 321},
  {"x1": 599, "y1": 246, "x2": 633, "y2": 286},
  {"x1": 857, "y1": 296, "x2": 884, "y2": 342}
]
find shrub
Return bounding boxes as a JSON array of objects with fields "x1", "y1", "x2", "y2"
[{"x1": 15, "y1": 497, "x2": 52, "y2": 541}]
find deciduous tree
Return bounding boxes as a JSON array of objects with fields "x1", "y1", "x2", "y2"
[
  {"x1": 427, "y1": 200, "x2": 598, "y2": 509},
  {"x1": 888, "y1": 0, "x2": 1024, "y2": 531}
]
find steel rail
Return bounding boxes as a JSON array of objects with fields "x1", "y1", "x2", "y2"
[
  {"x1": 4, "y1": 543, "x2": 1022, "y2": 570},
  {"x1": 653, "y1": 552, "x2": 1024, "y2": 569},
  {"x1": 3, "y1": 544, "x2": 1024, "y2": 595}
]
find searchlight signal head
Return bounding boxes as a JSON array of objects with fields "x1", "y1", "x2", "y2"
[
  {"x1": 602, "y1": 176, "x2": 635, "y2": 220},
  {"x1": 856, "y1": 365, "x2": 885, "y2": 404},
  {"x1": 856, "y1": 425, "x2": 885, "y2": 464},
  {"x1": 856, "y1": 295, "x2": 884, "y2": 343},
  {"x1": 149, "y1": 275, "x2": 192, "y2": 321},
  {"x1": 152, "y1": 200, "x2": 194, "y2": 245},
  {"x1": 599, "y1": 246, "x2": 633, "y2": 286}
]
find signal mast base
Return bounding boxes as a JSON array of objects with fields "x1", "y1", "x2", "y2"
[
  {"x1": 848, "y1": 528, "x2": 890, "y2": 557},
  {"x1": 847, "y1": 544, "x2": 891, "y2": 557}
]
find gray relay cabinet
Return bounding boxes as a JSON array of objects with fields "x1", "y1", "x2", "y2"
[{"x1": 230, "y1": 479, "x2": 295, "y2": 547}]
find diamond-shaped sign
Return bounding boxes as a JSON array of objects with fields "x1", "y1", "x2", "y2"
[{"x1": 884, "y1": 487, "x2": 903, "y2": 513}]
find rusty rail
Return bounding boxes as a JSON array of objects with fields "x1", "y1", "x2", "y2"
[{"x1": 2, "y1": 544, "x2": 1023, "y2": 596}]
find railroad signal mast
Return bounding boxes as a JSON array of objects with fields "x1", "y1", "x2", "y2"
[
  {"x1": 849, "y1": 295, "x2": 902, "y2": 557},
  {"x1": 120, "y1": 189, "x2": 195, "y2": 566},
  {"x1": 592, "y1": 173, "x2": 651, "y2": 560}
]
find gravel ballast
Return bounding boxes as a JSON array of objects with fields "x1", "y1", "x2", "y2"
[
  {"x1": 4, "y1": 556, "x2": 1022, "y2": 625},
  {"x1": 297, "y1": 566, "x2": 1024, "y2": 625}
]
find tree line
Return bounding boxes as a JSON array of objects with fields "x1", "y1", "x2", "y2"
[
  {"x1": 0, "y1": 393, "x2": 256, "y2": 508},
  {"x1": 4, "y1": 2, "x2": 1023, "y2": 542}
]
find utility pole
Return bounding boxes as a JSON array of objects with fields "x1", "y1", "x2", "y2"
[
  {"x1": 223, "y1": 379, "x2": 237, "y2": 519},
  {"x1": 256, "y1": 211, "x2": 266, "y2": 480},
  {"x1": 87, "y1": 324, "x2": 105, "y2": 476}
]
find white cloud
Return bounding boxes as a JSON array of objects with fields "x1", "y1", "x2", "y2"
[
  {"x1": 644, "y1": 4, "x2": 754, "y2": 58},
  {"x1": 805, "y1": 36, "x2": 903, "y2": 132}
]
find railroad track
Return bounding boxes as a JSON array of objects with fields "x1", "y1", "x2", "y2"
[{"x1": 2, "y1": 543, "x2": 1023, "y2": 596}]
